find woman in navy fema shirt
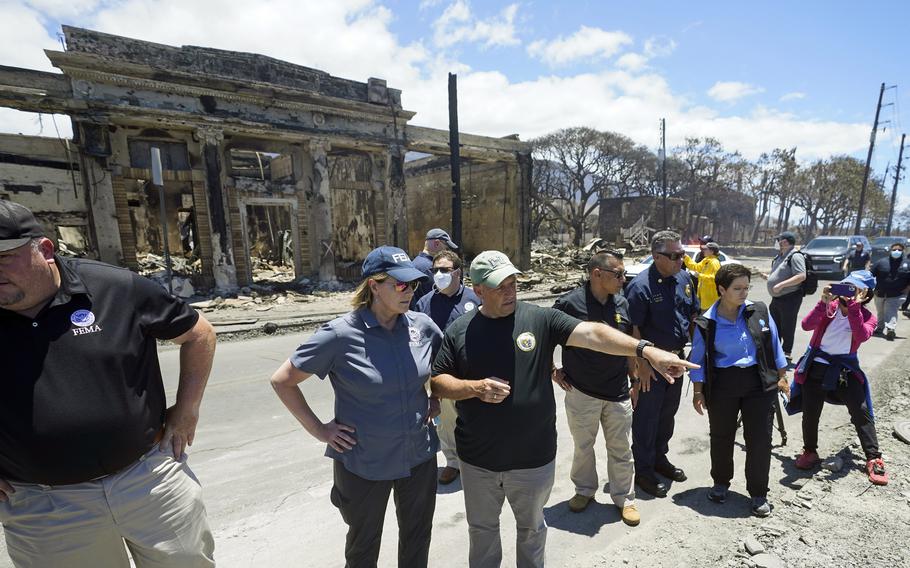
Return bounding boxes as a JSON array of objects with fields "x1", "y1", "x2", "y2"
[
  {"x1": 270, "y1": 246, "x2": 442, "y2": 568},
  {"x1": 689, "y1": 263, "x2": 790, "y2": 518}
]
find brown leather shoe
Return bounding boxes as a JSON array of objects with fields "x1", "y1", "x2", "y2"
[
  {"x1": 568, "y1": 494, "x2": 593, "y2": 513},
  {"x1": 620, "y1": 503, "x2": 640, "y2": 526},
  {"x1": 438, "y1": 466, "x2": 460, "y2": 485}
]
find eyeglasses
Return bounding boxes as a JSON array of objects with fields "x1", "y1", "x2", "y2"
[
  {"x1": 389, "y1": 280, "x2": 420, "y2": 293},
  {"x1": 432, "y1": 266, "x2": 458, "y2": 274},
  {"x1": 598, "y1": 268, "x2": 626, "y2": 279},
  {"x1": 656, "y1": 251, "x2": 685, "y2": 261}
]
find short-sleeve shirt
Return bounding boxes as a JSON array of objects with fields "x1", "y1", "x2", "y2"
[
  {"x1": 0, "y1": 257, "x2": 199, "y2": 485},
  {"x1": 871, "y1": 257, "x2": 910, "y2": 297},
  {"x1": 290, "y1": 309, "x2": 442, "y2": 480},
  {"x1": 415, "y1": 284, "x2": 481, "y2": 332},
  {"x1": 626, "y1": 266, "x2": 700, "y2": 351},
  {"x1": 847, "y1": 250, "x2": 870, "y2": 271},
  {"x1": 552, "y1": 283, "x2": 631, "y2": 401},
  {"x1": 432, "y1": 301, "x2": 580, "y2": 471},
  {"x1": 767, "y1": 250, "x2": 806, "y2": 298}
]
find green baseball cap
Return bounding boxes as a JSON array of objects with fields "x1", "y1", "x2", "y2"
[{"x1": 470, "y1": 250, "x2": 522, "y2": 287}]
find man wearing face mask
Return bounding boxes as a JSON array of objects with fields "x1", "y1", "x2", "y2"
[
  {"x1": 412, "y1": 228, "x2": 459, "y2": 307},
  {"x1": 870, "y1": 242, "x2": 910, "y2": 341},
  {"x1": 416, "y1": 250, "x2": 481, "y2": 485}
]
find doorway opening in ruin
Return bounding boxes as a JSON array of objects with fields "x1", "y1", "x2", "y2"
[
  {"x1": 238, "y1": 198, "x2": 301, "y2": 284},
  {"x1": 125, "y1": 179, "x2": 201, "y2": 290}
]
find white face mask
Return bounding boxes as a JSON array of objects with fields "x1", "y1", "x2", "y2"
[
  {"x1": 433, "y1": 270, "x2": 454, "y2": 290},
  {"x1": 891, "y1": 250, "x2": 903, "y2": 259}
]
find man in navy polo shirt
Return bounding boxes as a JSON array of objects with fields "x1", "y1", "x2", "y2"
[
  {"x1": 0, "y1": 201, "x2": 217, "y2": 567},
  {"x1": 412, "y1": 228, "x2": 458, "y2": 306},
  {"x1": 416, "y1": 250, "x2": 480, "y2": 485},
  {"x1": 626, "y1": 230, "x2": 700, "y2": 498}
]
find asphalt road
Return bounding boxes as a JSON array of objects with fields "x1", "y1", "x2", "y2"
[{"x1": 1, "y1": 265, "x2": 905, "y2": 567}]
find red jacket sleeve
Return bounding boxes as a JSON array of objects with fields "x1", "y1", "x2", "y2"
[{"x1": 802, "y1": 300, "x2": 828, "y2": 331}]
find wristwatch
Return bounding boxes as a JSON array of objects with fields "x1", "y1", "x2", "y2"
[{"x1": 636, "y1": 339, "x2": 654, "y2": 358}]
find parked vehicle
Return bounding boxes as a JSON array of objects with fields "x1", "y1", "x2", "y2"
[
  {"x1": 624, "y1": 245, "x2": 740, "y2": 286},
  {"x1": 870, "y1": 236, "x2": 910, "y2": 264},
  {"x1": 800, "y1": 235, "x2": 871, "y2": 279}
]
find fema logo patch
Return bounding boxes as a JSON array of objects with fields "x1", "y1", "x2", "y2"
[
  {"x1": 70, "y1": 309, "x2": 96, "y2": 327},
  {"x1": 464, "y1": 302, "x2": 476, "y2": 312},
  {"x1": 408, "y1": 327, "x2": 422, "y2": 343},
  {"x1": 516, "y1": 332, "x2": 536, "y2": 352}
]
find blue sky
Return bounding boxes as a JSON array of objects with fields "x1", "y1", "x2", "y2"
[{"x1": 0, "y1": 0, "x2": 906, "y2": 204}]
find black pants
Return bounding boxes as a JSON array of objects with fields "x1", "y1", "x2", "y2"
[
  {"x1": 632, "y1": 359, "x2": 683, "y2": 479},
  {"x1": 801, "y1": 362, "x2": 880, "y2": 459},
  {"x1": 770, "y1": 291, "x2": 803, "y2": 356},
  {"x1": 330, "y1": 456, "x2": 437, "y2": 568},
  {"x1": 706, "y1": 366, "x2": 776, "y2": 498}
]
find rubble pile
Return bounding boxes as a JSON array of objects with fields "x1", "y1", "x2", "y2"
[{"x1": 520, "y1": 238, "x2": 635, "y2": 294}]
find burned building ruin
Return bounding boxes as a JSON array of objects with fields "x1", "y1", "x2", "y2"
[{"x1": 0, "y1": 26, "x2": 531, "y2": 292}]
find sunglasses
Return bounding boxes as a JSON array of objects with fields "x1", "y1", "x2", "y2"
[
  {"x1": 656, "y1": 251, "x2": 685, "y2": 261},
  {"x1": 390, "y1": 280, "x2": 420, "y2": 292},
  {"x1": 598, "y1": 268, "x2": 626, "y2": 279},
  {"x1": 432, "y1": 266, "x2": 459, "y2": 274}
]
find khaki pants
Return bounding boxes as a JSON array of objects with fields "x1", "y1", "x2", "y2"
[
  {"x1": 438, "y1": 398, "x2": 460, "y2": 469},
  {"x1": 564, "y1": 388, "x2": 636, "y2": 507},
  {"x1": 460, "y1": 460, "x2": 554, "y2": 568},
  {"x1": 0, "y1": 447, "x2": 214, "y2": 568}
]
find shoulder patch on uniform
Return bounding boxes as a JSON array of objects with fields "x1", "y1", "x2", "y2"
[{"x1": 516, "y1": 331, "x2": 537, "y2": 352}]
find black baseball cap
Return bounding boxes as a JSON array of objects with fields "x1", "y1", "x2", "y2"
[
  {"x1": 0, "y1": 200, "x2": 44, "y2": 252},
  {"x1": 425, "y1": 228, "x2": 459, "y2": 250},
  {"x1": 699, "y1": 235, "x2": 714, "y2": 244},
  {"x1": 776, "y1": 231, "x2": 796, "y2": 245},
  {"x1": 361, "y1": 246, "x2": 428, "y2": 282}
]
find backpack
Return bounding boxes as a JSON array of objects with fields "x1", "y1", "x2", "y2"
[{"x1": 787, "y1": 251, "x2": 817, "y2": 296}]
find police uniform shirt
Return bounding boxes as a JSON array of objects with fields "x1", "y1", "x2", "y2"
[
  {"x1": 432, "y1": 301, "x2": 581, "y2": 472},
  {"x1": 415, "y1": 284, "x2": 481, "y2": 332},
  {"x1": 290, "y1": 308, "x2": 442, "y2": 481},
  {"x1": 871, "y1": 256, "x2": 910, "y2": 298},
  {"x1": 0, "y1": 257, "x2": 199, "y2": 485},
  {"x1": 553, "y1": 283, "x2": 632, "y2": 401},
  {"x1": 847, "y1": 249, "x2": 870, "y2": 271},
  {"x1": 626, "y1": 265, "x2": 700, "y2": 351}
]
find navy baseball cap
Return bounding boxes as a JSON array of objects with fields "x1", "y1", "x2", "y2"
[
  {"x1": 362, "y1": 246, "x2": 428, "y2": 282},
  {"x1": 699, "y1": 235, "x2": 714, "y2": 244},
  {"x1": 425, "y1": 228, "x2": 459, "y2": 250},
  {"x1": 776, "y1": 231, "x2": 796, "y2": 245},
  {"x1": 0, "y1": 200, "x2": 44, "y2": 252}
]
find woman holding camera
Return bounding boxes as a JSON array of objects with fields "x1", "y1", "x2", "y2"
[
  {"x1": 789, "y1": 270, "x2": 888, "y2": 485},
  {"x1": 689, "y1": 264, "x2": 789, "y2": 517}
]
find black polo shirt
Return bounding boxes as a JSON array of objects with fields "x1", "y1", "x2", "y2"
[
  {"x1": 0, "y1": 257, "x2": 199, "y2": 485},
  {"x1": 553, "y1": 283, "x2": 632, "y2": 401},
  {"x1": 871, "y1": 256, "x2": 910, "y2": 298},
  {"x1": 415, "y1": 284, "x2": 481, "y2": 333},
  {"x1": 847, "y1": 250, "x2": 870, "y2": 271},
  {"x1": 626, "y1": 265, "x2": 700, "y2": 351},
  {"x1": 432, "y1": 301, "x2": 580, "y2": 471}
]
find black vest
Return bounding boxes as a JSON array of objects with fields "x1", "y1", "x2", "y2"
[{"x1": 693, "y1": 302, "x2": 779, "y2": 403}]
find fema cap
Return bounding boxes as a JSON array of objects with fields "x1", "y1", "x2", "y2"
[
  {"x1": 841, "y1": 270, "x2": 875, "y2": 290},
  {"x1": 425, "y1": 228, "x2": 459, "y2": 250},
  {"x1": 470, "y1": 250, "x2": 522, "y2": 288},
  {"x1": 776, "y1": 231, "x2": 796, "y2": 245},
  {"x1": 0, "y1": 200, "x2": 44, "y2": 252},
  {"x1": 361, "y1": 246, "x2": 427, "y2": 282}
]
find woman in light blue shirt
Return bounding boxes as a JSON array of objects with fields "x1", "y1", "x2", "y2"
[{"x1": 689, "y1": 264, "x2": 790, "y2": 517}]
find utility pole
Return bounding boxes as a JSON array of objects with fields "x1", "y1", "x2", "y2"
[
  {"x1": 660, "y1": 118, "x2": 668, "y2": 227},
  {"x1": 855, "y1": 83, "x2": 888, "y2": 234},
  {"x1": 886, "y1": 133, "x2": 906, "y2": 236},
  {"x1": 448, "y1": 73, "x2": 462, "y2": 249}
]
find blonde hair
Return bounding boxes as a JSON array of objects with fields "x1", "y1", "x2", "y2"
[{"x1": 351, "y1": 272, "x2": 388, "y2": 310}]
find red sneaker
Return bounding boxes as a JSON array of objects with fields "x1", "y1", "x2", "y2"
[
  {"x1": 795, "y1": 450, "x2": 821, "y2": 470},
  {"x1": 867, "y1": 458, "x2": 888, "y2": 486}
]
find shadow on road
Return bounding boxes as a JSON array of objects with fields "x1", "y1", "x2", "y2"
[
  {"x1": 543, "y1": 499, "x2": 622, "y2": 537},
  {"x1": 671, "y1": 487, "x2": 751, "y2": 518}
]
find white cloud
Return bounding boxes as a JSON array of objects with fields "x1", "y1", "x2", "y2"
[
  {"x1": 527, "y1": 25, "x2": 632, "y2": 66},
  {"x1": 24, "y1": 0, "x2": 101, "y2": 20},
  {"x1": 432, "y1": 1, "x2": 519, "y2": 49},
  {"x1": 0, "y1": 1, "x2": 874, "y2": 164},
  {"x1": 780, "y1": 91, "x2": 807, "y2": 101},
  {"x1": 707, "y1": 81, "x2": 765, "y2": 103},
  {"x1": 616, "y1": 52, "x2": 648, "y2": 71},
  {"x1": 643, "y1": 36, "x2": 676, "y2": 58}
]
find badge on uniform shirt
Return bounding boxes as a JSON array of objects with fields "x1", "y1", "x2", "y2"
[
  {"x1": 759, "y1": 319, "x2": 770, "y2": 332},
  {"x1": 408, "y1": 326, "x2": 422, "y2": 344},
  {"x1": 464, "y1": 302, "x2": 476, "y2": 312},
  {"x1": 615, "y1": 313, "x2": 622, "y2": 324},
  {"x1": 685, "y1": 284, "x2": 692, "y2": 297},
  {"x1": 516, "y1": 332, "x2": 537, "y2": 352}
]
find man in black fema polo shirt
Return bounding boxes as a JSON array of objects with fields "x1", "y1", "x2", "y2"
[
  {"x1": 551, "y1": 250, "x2": 639, "y2": 526},
  {"x1": 0, "y1": 201, "x2": 217, "y2": 567},
  {"x1": 431, "y1": 250, "x2": 695, "y2": 568}
]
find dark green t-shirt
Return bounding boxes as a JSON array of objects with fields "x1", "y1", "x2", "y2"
[{"x1": 432, "y1": 301, "x2": 581, "y2": 471}]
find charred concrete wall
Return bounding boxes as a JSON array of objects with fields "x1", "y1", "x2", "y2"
[
  {"x1": 405, "y1": 156, "x2": 525, "y2": 264},
  {"x1": 598, "y1": 196, "x2": 689, "y2": 243}
]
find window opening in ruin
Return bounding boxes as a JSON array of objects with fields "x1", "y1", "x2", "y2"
[
  {"x1": 56, "y1": 225, "x2": 90, "y2": 257},
  {"x1": 128, "y1": 140, "x2": 190, "y2": 170},
  {"x1": 229, "y1": 149, "x2": 294, "y2": 182},
  {"x1": 242, "y1": 202, "x2": 297, "y2": 284},
  {"x1": 329, "y1": 151, "x2": 375, "y2": 280}
]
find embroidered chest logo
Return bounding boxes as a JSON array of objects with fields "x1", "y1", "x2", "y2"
[
  {"x1": 685, "y1": 284, "x2": 692, "y2": 297},
  {"x1": 516, "y1": 332, "x2": 536, "y2": 352},
  {"x1": 464, "y1": 302, "x2": 476, "y2": 312},
  {"x1": 70, "y1": 309, "x2": 102, "y2": 336},
  {"x1": 408, "y1": 326, "x2": 422, "y2": 344}
]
